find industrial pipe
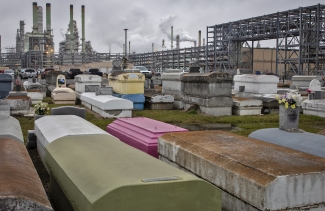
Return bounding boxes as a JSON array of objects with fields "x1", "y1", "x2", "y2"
[{"x1": 46, "y1": 3, "x2": 51, "y2": 35}]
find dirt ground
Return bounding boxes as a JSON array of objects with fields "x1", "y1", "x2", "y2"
[{"x1": 27, "y1": 148, "x2": 56, "y2": 210}]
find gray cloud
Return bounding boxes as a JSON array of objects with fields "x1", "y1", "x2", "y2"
[{"x1": 0, "y1": 0, "x2": 322, "y2": 54}]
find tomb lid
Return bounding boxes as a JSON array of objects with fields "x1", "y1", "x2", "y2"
[
  {"x1": 233, "y1": 74, "x2": 279, "y2": 83},
  {"x1": 181, "y1": 72, "x2": 233, "y2": 83},
  {"x1": 0, "y1": 74, "x2": 13, "y2": 81},
  {"x1": 159, "y1": 130, "x2": 325, "y2": 210},
  {"x1": 44, "y1": 134, "x2": 220, "y2": 210},
  {"x1": 249, "y1": 128, "x2": 325, "y2": 158},
  {"x1": 0, "y1": 137, "x2": 53, "y2": 210},
  {"x1": 160, "y1": 72, "x2": 187, "y2": 80},
  {"x1": 74, "y1": 74, "x2": 102, "y2": 83},
  {"x1": 116, "y1": 73, "x2": 145, "y2": 82}
]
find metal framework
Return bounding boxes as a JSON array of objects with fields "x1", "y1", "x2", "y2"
[
  {"x1": 129, "y1": 46, "x2": 206, "y2": 71},
  {"x1": 206, "y1": 4, "x2": 325, "y2": 75},
  {"x1": 128, "y1": 4, "x2": 325, "y2": 75}
]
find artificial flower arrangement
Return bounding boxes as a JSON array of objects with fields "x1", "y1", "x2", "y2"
[
  {"x1": 34, "y1": 101, "x2": 49, "y2": 115},
  {"x1": 276, "y1": 91, "x2": 302, "y2": 109}
]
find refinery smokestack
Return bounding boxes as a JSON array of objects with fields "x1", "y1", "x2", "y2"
[
  {"x1": 194, "y1": 41, "x2": 197, "y2": 48},
  {"x1": 46, "y1": 3, "x2": 51, "y2": 35},
  {"x1": 129, "y1": 41, "x2": 130, "y2": 55},
  {"x1": 152, "y1": 43, "x2": 154, "y2": 52},
  {"x1": 70, "y1": 5, "x2": 74, "y2": 52},
  {"x1": 32, "y1": 2, "x2": 38, "y2": 34},
  {"x1": 81, "y1": 5, "x2": 85, "y2": 52},
  {"x1": 198, "y1": 30, "x2": 201, "y2": 47},
  {"x1": 203, "y1": 38, "x2": 205, "y2": 46},
  {"x1": 171, "y1": 26, "x2": 173, "y2": 49},
  {"x1": 176, "y1": 35, "x2": 180, "y2": 49},
  {"x1": 37, "y1": 6, "x2": 43, "y2": 34},
  {"x1": 124, "y1": 29, "x2": 128, "y2": 56}
]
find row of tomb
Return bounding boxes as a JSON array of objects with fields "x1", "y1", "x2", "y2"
[
  {"x1": 0, "y1": 102, "x2": 324, "y2": 210},
  {"x1": 0, "y1": 69, "x2": 324, "y2": 118}
]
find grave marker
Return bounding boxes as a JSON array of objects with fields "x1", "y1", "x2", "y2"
[
  {"x1": 95, "y1": 86, "x2": 113, "y2": 96},
  {"x1": 309, "y1": 79, "x2": 323, "y2": 99}
]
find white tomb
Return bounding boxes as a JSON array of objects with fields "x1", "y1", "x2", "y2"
[
  {"x1": 291, "y1": 75, "x2": 324, "y2": 88},
  {"x1": 232, "y1": 97, "x2": 263, "y2": 115},
  {"x1": 74, "y1": 75, "x2": 102, "y2": 99},
  {"x1": 161, "y1": 72, "x2": 186, "y2": 109},
  {"x1": 0, "y1": 116, "x2": 24, "y2": 143},
  {"x1": 34, "y1": 115, "x2": 110, "y2": 172},
  {"x1": 80, "y1": 92, "x2": 96, "y2": 109},
  {"x1": 302, "y1": 99, "x2": 325, "y2": 118},
  {"x1": 80, "y1": 93, "x2": 133, "y2": 118},
  {"x1": 302, "y1": 79, "x2": 325, "y2": 117},
  {"x1": 51, "y1": 75, "x2": 76, "y2": 104},
  {"x1": 27, "y1": 92, "x2": 43, "y2": 104},
  {"x1": 234, "y1": 74, "x2": 279, "y2": 94}
]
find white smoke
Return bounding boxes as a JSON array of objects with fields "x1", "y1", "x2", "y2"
[{"x1": 159, "y1": 15, "x2": 196, "y2": 42}]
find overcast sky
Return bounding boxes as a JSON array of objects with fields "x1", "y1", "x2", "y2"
[{"x1": 0, "y1": 0, "x2": 322, "y2": 54}]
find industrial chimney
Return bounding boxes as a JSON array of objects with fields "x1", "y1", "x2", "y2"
[
  {"x1": 32, "y1": 2, "x2": 38, "y2": 34},
  {"x1": 124, "y1": 29, "x2": 128, "y2": 56},
  {"x1": 129, "y1": 41, "x2": 130, "y2": 55},
  {"x1": 20, "y1": 21, "x2": 25, "y2": 53},
  {"x1": 46, "y1": 3, "x2": 51, "y2": 35},
  {"x1": 70, "y1": 5, "x2": 74, "y2": 52},
  {"x1": 37, "y1": 6, "x2": 43, "y2": 34},
  {"x1": 171, "y1": 26, "x2": 173, "y2": 49},
  {"x1": 198, "y1": 30, "x2": 201, "y2": 47},
  {"x1": 176, "y1": 35, "x2": 180, "y2": 49},
  {"x1": 81, "y1": 5, "x2": 85, "y2": 52},
  {"x1": 203, "y1": 38, "x2": 205, "y2": 46}
]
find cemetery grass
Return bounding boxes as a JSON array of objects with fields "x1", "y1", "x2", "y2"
[{"x1": 18, "y1": 97, "x2": 325, "y2": 141}]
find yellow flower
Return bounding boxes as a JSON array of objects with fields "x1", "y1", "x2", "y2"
[
  {"x1": 291, "y1": 104, "x2": 296, "y2": 109},
  {"x1": 276, "y1": 95, "x2": 279, "y2": 100},
  {"x1": 282, "y1": 99, "x2": 286, "y2": 103},
  {"x1": 285, "y1": 102, "x2": 289, "y2": 108},
  {"x1": 278, "y1": 100, "x2": 282, "y2": 104}
]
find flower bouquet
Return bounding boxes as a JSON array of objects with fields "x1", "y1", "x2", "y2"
[
  {"x1": 276, "y1": 91, "x2": 302, "y2": 109},
  {"x1": 276, "y1": 91, "x2": 302, "y2": 130},
  {"x1": 34, "y1": 101, "x2": 49, "y2": 115}
]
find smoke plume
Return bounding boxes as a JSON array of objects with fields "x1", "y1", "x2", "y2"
[{"x1": 159, "y1": 15, "x2": 196, "y2": 42}]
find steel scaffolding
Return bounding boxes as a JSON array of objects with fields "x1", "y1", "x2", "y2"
[
  {"x1": 206, "y1": 4, "x2": 325, "y2": 75},
  {"x1": 129, "y1": 4, "x2": 325, "y2": 75},
  {"x1": 129, "y1": 46, "x2": 206, "y2": 71}
]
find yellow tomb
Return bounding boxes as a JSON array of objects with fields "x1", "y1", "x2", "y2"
[{"x1": 109, "y1": 71, "x2": 145, "y2": 94}]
